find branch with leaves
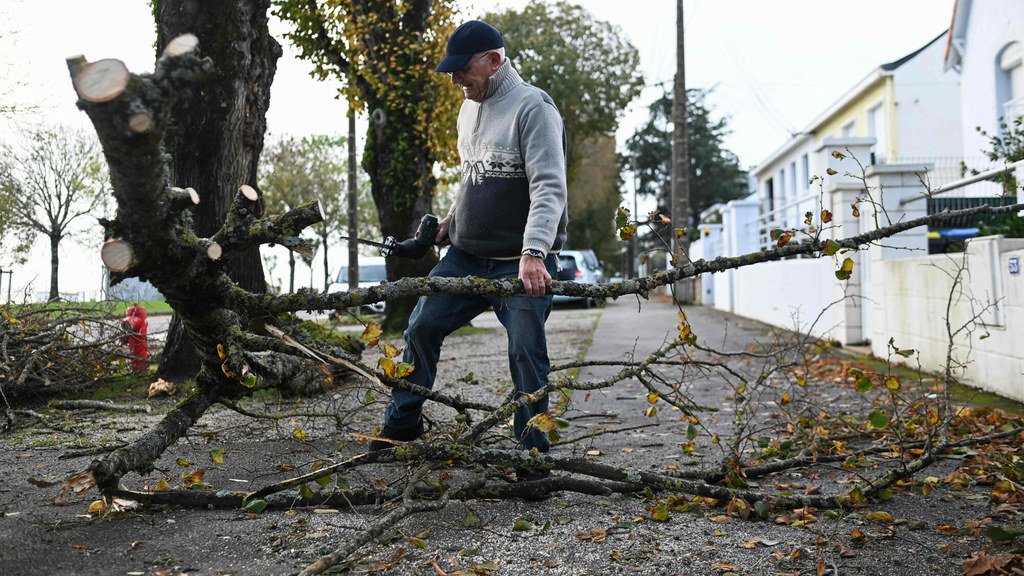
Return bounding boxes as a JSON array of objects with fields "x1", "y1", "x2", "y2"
[{"x1": 53, "y1": 33, "x2": 1024, "y2": 576}]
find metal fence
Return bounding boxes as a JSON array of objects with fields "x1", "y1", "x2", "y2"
[{"x1": 887, "y1": 155, "x2": 1005, "y2": 196}]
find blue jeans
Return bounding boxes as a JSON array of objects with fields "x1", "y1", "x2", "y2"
[{"x1": 384, "y1": 246, "x2": 556, "y2": 453}]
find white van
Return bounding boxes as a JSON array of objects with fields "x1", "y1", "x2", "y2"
[
  {"x1": 326, "y1": 256, "x2": 388, "y2": 313},
  {"x1": 262, "y1": 243, "x2": 387, "y2": 309}
]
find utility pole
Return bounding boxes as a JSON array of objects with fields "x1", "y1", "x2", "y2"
[
  {"x1": 346, "y1": 106, "x2": 359, "y2": 291},
  {"x1": 671, "y1": 0, "x2": 693, "y2": 303}
]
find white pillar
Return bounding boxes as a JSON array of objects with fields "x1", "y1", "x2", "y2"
[
  {"x1": 826, "y1": 180, "x2": 865, "y2": 344},
  {"x1": 697, "y1": 223, "x2": 722, "y2": 305},
  {"x1": 717, "y1": 197, "x2": 761, "y2": 312},
  {"x1": 862, "y1": 162, "x2": 933, "y2": 354}
]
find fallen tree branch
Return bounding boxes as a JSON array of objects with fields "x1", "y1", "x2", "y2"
[
  {"x1": 300, "y1": 465, "x2": 447, "y2": 576},
  {"x1": 49, "y1": 399, "x2": 152, "y2": 414},
  {"x1": 112, "y1": 473, "x2": 631, "y2": 512}
]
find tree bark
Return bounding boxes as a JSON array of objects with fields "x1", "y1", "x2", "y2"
[
  {"x1": 365, "y1": 106, "x2": 438, "y2": 332},
  {"x1": 355, "y1": 0, "x2": 442, "y2": 333},
  {"x1": 272, "y1": 0, "x2": 453, "y2": 331},
  {"x1": 48, "y1": 233, "x2": 60, "y2": 301},
  {"x1": 156, "y1": 0, "x2": 281, "y2": 380},
  {"x1": 347, "y1": 110, "x2": 359, "y2": 292},
  {"x1": 288, "y1": 249, "x2": 296, "y2": 293},
  {"x1": 319, "y1": 228, "x2": 329, "y2": 292}
]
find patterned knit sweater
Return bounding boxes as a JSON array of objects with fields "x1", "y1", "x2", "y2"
[{"x1": 448, "y1": 59, "x2": 568, "y2": 259}]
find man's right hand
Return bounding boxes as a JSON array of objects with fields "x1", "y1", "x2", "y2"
[{"x1": 435, "y1": 215, "x2": 452, "y2": 246}]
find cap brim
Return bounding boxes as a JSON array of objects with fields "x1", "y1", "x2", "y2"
[{"x1": 435, "y1": 53, "x2": 473, "y2": 73}]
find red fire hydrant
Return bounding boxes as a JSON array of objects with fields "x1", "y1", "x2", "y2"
[{"x1": 121, "y1": 303, "x2": 149, "y2": 372}]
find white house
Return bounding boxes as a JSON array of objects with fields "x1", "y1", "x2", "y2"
[
  {"x1": 694, "y1": 5, "x2": 1024, "y2": 402},
  {"x1": 749, "y1": 30, "x2": 964, "y2": 253},
  {"x1": 944, "y1": 0, "x2": 1024, "y2": 160}
]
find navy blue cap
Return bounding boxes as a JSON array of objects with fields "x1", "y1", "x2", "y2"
[{"x1": 435, "y1": 21, "x2": 504, "y2": 73}]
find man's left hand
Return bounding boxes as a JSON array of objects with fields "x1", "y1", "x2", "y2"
[{"x1": 519, "y1": 254, "x2": 552, "y2": 297}]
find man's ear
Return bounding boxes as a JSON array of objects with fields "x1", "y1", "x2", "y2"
[{"x1": 487, "y1": 51, "x2": 502, "y2": 71}]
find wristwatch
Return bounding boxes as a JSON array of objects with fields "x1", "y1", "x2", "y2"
[{"x1": 523, "y1": 249, "x2": 544, "y2": 259}]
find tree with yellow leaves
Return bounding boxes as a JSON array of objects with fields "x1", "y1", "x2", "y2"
[{"x1": 275, "y1": 0, "x2": 462, "y2": 331}]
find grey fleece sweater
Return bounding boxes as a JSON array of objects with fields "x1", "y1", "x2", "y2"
[{"x1": 448, "y1": 59, "x2": 568, "y2": 259}]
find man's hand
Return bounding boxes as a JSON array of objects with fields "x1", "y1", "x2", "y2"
[
  {"x1": 435, "y1": 215, "x2": 452, "y2": 246},
  {"x1": 519, "y1": 254, "x2": 552, "y2": 297}
]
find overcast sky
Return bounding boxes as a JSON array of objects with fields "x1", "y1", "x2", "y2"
[
  {"x1": 3, "y1": 0, "x2": 956, "y2": 167},
  {"x1": 0, "y1": 0, "x2": 957, "y2": 297}
]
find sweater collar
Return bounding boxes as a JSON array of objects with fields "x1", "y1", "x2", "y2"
[{"x1": 483, "y1": 58, "x2": 522, "y2": 101}]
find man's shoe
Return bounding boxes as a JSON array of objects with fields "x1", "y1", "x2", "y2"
[{"x1": 367, "y1": 420, "x2": 424, "y2": 452}]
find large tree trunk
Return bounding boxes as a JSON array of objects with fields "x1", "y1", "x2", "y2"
[
  {"x1": 288, "y1": 250, "x2": 296, "y2": 293},
  {"x1": 365, "y1": 101, "x2": 438, "y2": 333},
  {"x1": 48, "y1": 233, "x2": 60, "y2": 301},
  {"x1": 354, "y1": 0, "x2": 443, "y2": 334},
  {"x1": 156, "y1": 0, "x2": 281, "y2": 380},
  {"x1": 320, "y1": 228, "x2": 330, "y2": 292},
  {"x1": 269, "y1": 0, "x2": 454, "y2": 332}
]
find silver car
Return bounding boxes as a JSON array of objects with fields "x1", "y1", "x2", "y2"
[{"x1": 553, "y1": 249, "x2": 605, "y2": 308}]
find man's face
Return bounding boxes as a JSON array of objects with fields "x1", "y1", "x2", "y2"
[{"x1": 450, "y1": 51, "x2": 497, "y2": 102}]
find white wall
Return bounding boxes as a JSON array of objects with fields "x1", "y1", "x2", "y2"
[
  {"x1": 731, "y1": 258, "x2": 839, "y2": 337},
  {"x1": 718, "y1": 159, "x2": 1024, "y2": 403},
  {"x1": 869, "y1": 236, "x2": 1024, "y2": 402},
  {"x1": 892, "y1": 33, "x2": 964, "y2": 165}
]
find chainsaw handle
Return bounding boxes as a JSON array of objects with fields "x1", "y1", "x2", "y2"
[{"x1": 380, "y1": 214, "x2": 439, "y2": 259}]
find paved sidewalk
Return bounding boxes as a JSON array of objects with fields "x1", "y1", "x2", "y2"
[
  {"x1": 583, "y1": 293, "x2": 779, "y2": 378},
  {"x1": 3, "y1": 294, "x2": 1009, "y2": 576}
]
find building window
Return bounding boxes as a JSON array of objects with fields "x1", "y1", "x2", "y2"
[
  {"x1": 841, "y1": 119, "x2": 856, "y2": 138},
  {"x1": 867, "y1": 103, "x2": 886, "y2": 163},
  {"x1": 789, "y1": 161, "x2": 797, "y2": 197},
  {"x1": 779, "y1": 168, "x2": 787, "y2": 202},
  {"x1": 998, "y1": 41, "x2": 1024, "y2": 122},
  {"x1": 800, "y1": 154, "x2": 810, "y2": 190}
]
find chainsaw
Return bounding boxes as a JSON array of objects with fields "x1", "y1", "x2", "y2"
[{"x1": 337, "y1": 213, "x2": 439, "y2": 259}]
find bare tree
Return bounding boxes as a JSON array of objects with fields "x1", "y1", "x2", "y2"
[
  {"x1": 260, "y1": 134, "x2": 358, "y2": 292},
  {"x1": 0, "y1": 124, "x2": 107, "y2": 300}
]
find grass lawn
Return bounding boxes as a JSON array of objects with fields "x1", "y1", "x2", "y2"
[{"x1": 5, "y1": 300, "x2": 174, "y2": 316}]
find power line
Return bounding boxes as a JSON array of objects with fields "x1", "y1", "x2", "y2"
[{"x1": 721, "y1": 36, "x2": 794, "y2": 137}]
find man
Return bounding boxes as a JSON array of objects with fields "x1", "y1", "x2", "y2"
[{"x1": 369, "y1": 20, "x2": 568, "y2": 481}]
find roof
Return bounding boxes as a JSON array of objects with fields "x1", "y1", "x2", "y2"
[
  {"x1": 943, "y1": 0, "x2": 959, "y2": 64},
  {"x1": 943, "y1": 0, "x2": 971, "y2": 71},
  {"x1": 882, "y1": 31, "x2": 947, "y2": 71}
]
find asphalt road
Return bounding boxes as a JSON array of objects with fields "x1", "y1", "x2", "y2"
[{"x1": 0, "y1": 295, "x2": 1015, "y2": 576}]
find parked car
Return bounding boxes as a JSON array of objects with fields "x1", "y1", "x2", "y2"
[
  {"x1": 327, "y1": 256, "x2": 389, "y2": 313},
  {"x1": 553, "y1": 249, "x2": 605, "y2": 308}
]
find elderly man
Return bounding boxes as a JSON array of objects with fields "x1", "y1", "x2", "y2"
[{"x1": 369, "y1": 20, "x2": 568, "y2": 481}]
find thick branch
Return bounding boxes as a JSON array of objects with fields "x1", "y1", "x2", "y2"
[
  {"x1": 228, "y1": 202, "x2": 1024, "y2": 317},
  {"x1": 92, "y1": 377, "x2": 222, "y2": 491}
]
